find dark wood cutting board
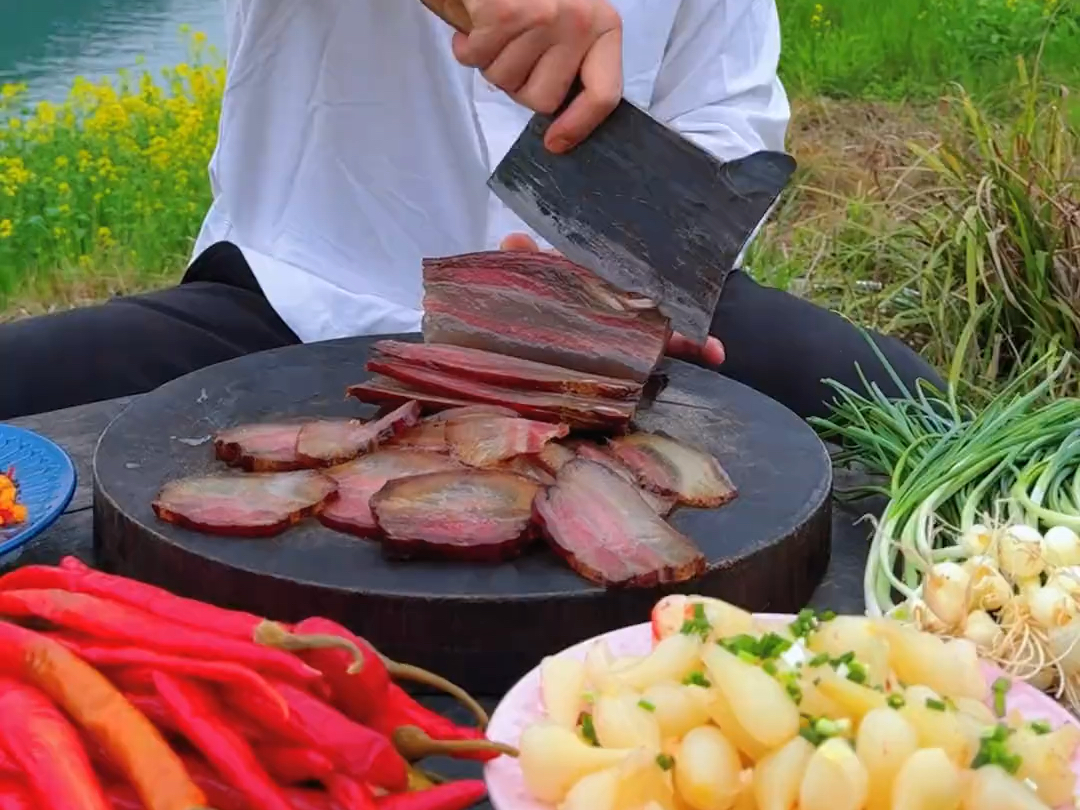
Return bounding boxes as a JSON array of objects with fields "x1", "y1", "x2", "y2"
[{"x1": 92, "y1": 334, "x2": 832, "y2": 694}]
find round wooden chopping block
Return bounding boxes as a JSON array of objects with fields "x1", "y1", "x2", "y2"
[{"x1": 93, "y1": 334, "x2": 832, "y2": 694}]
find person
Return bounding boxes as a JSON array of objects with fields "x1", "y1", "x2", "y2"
[{"x1": 0, "y1": 0, "x2": 941, "y2": 422}]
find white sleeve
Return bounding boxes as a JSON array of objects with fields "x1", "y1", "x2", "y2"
[{"x1": 649, "y1": 0, "x2": 791, "y2": 161}]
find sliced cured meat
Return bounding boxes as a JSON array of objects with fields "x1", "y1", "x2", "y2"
[
  {"x1": 387, "y1": 405, "x2": 522, "y2": 453},
  {"x1": 371, "y1": 340, "x2": 642, "y2": 400},
  {"x1": 608, "y1": 434, "x2": 737, "y2": 508},
  {"x1": 318, "y1": 450, "x2": 463, "y2": 538},
  {"x1": 214, "y1": 423, "x2": 306, "y2": 472},
  {"x1": 349, "y1": 376, "x2": 486, "y2": 415},
  {"x1": 445, "y1": 417, "x2": 569, "y2": 468},
  {"x1": 372, "y1": 470, "x2": 540, "y2": 562},
  {"x1": 534, "y1": 442, "x2": 577, "y2": 475},
  {"x1": 533, "y1": 460, "x2": 706, "y2": 587},
  {"x1": 496, "y1": 455, "x2": 556, "y2": 485},
  {"x1": 388, "y1": 421, "x2": 449, "y2": 453},
  {"x1": 569, "y1": 441, "x2": 677, "y2": 516},
  {"x1": 152, "y1": 471, "x2": 338, "y2": 538},
  {"x1": 423, "y1": 252, "x2": 657, "y2": 314},
  {"x1": 423, "y1": 405, "x2": 520, "y2": 422},
  {"x1": 295, "y1": 401, "x2": 421, "y2": 466},
  {"x1": 358, "y1": 363, "x2": 634, "y2": 432},
  {"x1": 421, "y1": 252, "x2": 670, "y2": 383}
]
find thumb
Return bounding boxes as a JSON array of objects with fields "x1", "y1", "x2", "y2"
[{"x1": 499, "y1": 233, "x2": 541, "y2": 252}]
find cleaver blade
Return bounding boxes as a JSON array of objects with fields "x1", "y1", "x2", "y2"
[{"x1": 488, "y1": 101, "x2": 797, "y2": 343}]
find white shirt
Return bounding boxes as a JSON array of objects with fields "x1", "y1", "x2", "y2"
[{"x1": 193, "y1": 0, "x2": 790, "y2": 343}]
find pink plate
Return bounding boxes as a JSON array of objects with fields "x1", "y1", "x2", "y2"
[{"x1": 483, "y1": 616, "x2": 1080, "y2": 810}]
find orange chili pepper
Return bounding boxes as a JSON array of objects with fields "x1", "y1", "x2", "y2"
[
  {"x1": 0, "y1": 620, "x2": 209, "y2": 810},
  {"x1": 0, "y1": 469, "x2": 27, "y2": 527}
]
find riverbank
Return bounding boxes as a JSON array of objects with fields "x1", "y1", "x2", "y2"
[{"x1": 1, "y1": 2, "x2": 1078, "y2": 402}]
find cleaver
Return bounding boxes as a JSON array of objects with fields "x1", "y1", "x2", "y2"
[{"x1": 418, "y1": 0, "x2": 797, "y2": 343}]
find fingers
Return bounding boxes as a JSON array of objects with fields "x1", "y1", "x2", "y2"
[
  {"x1": 481, "y1": 30, "x2": 552, "y2": 94},
  {"x1": 666, "y1": 333, "x2": 726, "y2": 367},
  {"x1": 451, "y1": 0, "x2": 622, "y2": 145},
  {"x1": 543, "y1": 23, "x2": 621, "y2": 152}
]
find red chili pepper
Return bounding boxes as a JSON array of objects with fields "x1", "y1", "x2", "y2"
[
  {"x1": 0, "y1": 781, "x2": 32, "y2": 810},
  {"x1": 369, "y1": 686, "x2": 497, "y2": 762},
  {"x1": 0, "y1": 589, "x2": 318, "y2": 684},
  {"x1": 255, "y1": 744, "x2": 336, "y2": 784},
  {"x1": 375, "y1": 781, "x2": 487, "y2": 810},
  {"x1": 271, "y1": 680, "x2": 409, "y2": 792},
  {"x1": 48, "y1": 633, "x2": 289, "y2": 720},
  {"x1": 327, "y1": 774, "x2": 378, "y2": 810},
  {"x1": 0, "y1": 558, "x2": 270, "y2": 639},
  {"x1": 0, "y1": 677, "x2": 112, "y2": 810},
  {"x1": 151, "y1": 671, "x2": 295, "y2": 810},
  {"x1": 290, "y1": 617, "x2": 390, "y2": 722},
  {"x1": 0, "y1": 621, "x2": 207, "y2": 810},
  {"x1": 105, "y1": 783, "x2": 145, "y2": 810},
  {"x1": 288, "y1": 618, "x2": 494, "y2": 761},
  {"x1": 0, "y1": 749, "x2": 14, "y2": 776},
  {"x1": 181, "y1": 756, "x2": 335, "y2": 810}
]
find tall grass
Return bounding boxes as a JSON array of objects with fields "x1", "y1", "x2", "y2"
[
  {"x1": 750, "y1": 59, "x2": 1080, "y2": 404},
  {"x1": 778, "y1": 0, "x2": 1080, "y2": 100}
]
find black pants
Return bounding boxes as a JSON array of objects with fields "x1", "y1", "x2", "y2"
[{"x1": 0, "y1": 241, "x2": 943, "y2": 421}]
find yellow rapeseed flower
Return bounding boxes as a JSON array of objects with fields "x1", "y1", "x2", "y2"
[
  {"x1": 0, "y1": 219, "x2": 12, "y2": 239},
  {"x1": 57, "y1": 181, "x2": 71, "y2": 196}
]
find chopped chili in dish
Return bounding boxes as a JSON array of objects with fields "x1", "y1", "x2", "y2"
[{"x1": 0, "y1": 468, "x2": 27, "y2": 527}]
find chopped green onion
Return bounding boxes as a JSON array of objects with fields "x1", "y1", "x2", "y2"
[
  {"x1": 925, "y1": 698, "x2": 947, "y2": 712},
  {"x1": 992, "y1": 677, "x2": 1011, "y2": 718},
  {"x1": 683, "y1": 671, "x2": 711, "y2": 688},
  {"x1": 638, "y1": 699, "x2": 656, "y2": 712},
  {"x1": 1030, "y1": 720, "x2": 1052, "y2": 735},
  {"x1": 886, "y1": 693, "x2": 906, "y2": 709},
  {"x1": 579, "y1": 713, "x2": 599, "y2": 746},
  {"x1": 680, "y1": 603, "x2": 712, "y2": 640},
  {"x1": 655, "y1": 753, "x2": 675, "y2": 771}
]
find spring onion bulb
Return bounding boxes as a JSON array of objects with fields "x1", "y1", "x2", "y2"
[
  {"x1": 1041, "y1": 526, "x2": 1080, "y2": 567},
  {"x1": 923, "y1": 562, "x2": 970, "y2": 628},
  {"x1": 962, "y1": 610, "x2": 1004, "y2": 650},
  {"x1": 960, "y1": 523, "x2": 993, "y2": 556},
  {"x1": 997, "y1": 525, "x2": 1046, "y2": 580},
  {"x1": 811, "y1": 344, "x2": 1080, "y2": 710},
  {"x1": 962, "y1": 556, "x2": 1012, "y2": 611}
]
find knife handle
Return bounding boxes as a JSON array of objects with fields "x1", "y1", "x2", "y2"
[{"x1": 417, "y1": 0, "x2": 473, "y2": 33}]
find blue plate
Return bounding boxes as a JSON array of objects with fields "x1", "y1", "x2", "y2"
[{"x1": 0, "y1": 425, "x2": 77, "y2": 562}]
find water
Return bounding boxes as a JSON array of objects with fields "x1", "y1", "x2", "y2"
[{"x1": 0, "y1": 0, "x2": 225, "y2": 102}]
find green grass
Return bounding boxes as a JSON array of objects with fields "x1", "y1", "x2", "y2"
[
  {"x1": 778, "y1": 0, "x2": 1080, "y2": 101},
  {"x1": 0, "y1": 10, "x2": 1078, "y2": 405}
]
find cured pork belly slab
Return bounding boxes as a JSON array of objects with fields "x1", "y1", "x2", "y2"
[
  {"x1": 349, "y1": 372, "x2": 633, "y2": 432},
  {"x1": 214, "y1": 423, "x2": 306, "y2": 472},
  {"x1": 421, "y1": 252, "x2": 670, "y2": 382},
  {"x1": 533, "y1": 459, "x2": 706, "y2": 587},
  {"x1": 445, "y1": 417, "x2": 569, "y2": 468},
  {"x1": 568, "y1": 440, "x2": 677, "y2": 516},
  {"x1": 152, "y1": 471, "x2": 338, "y2": 537},
  {"x1": 388, "y1": 406, "x2": 521, "y2": 453},
  {"x1": 370, "y1": 340, "x2": 642, "y2": 399},
  {"x1": 318, "y1": 450, "x2": 463, "y2": 538},
  {"x1": 371, "y1": 470, "x2": 540, "y2": 562},
  {"x1": 609, "y1": 434, "x2": 737, "y2": 508},
  {"x1": 295, "y1": 401, "x2": 421, "y2": 467}
]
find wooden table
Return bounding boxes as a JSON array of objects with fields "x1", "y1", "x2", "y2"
[{"x1": 3, "y1": 397, "x2": 876, "y2": 806}]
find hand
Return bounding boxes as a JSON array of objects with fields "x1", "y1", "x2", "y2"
[
  {"x1": 499, "y1": 233, "x2": 725, "y2": 367},
  {"x1": 452, "y1": 0, "x2": 623, "y2": 153}
]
